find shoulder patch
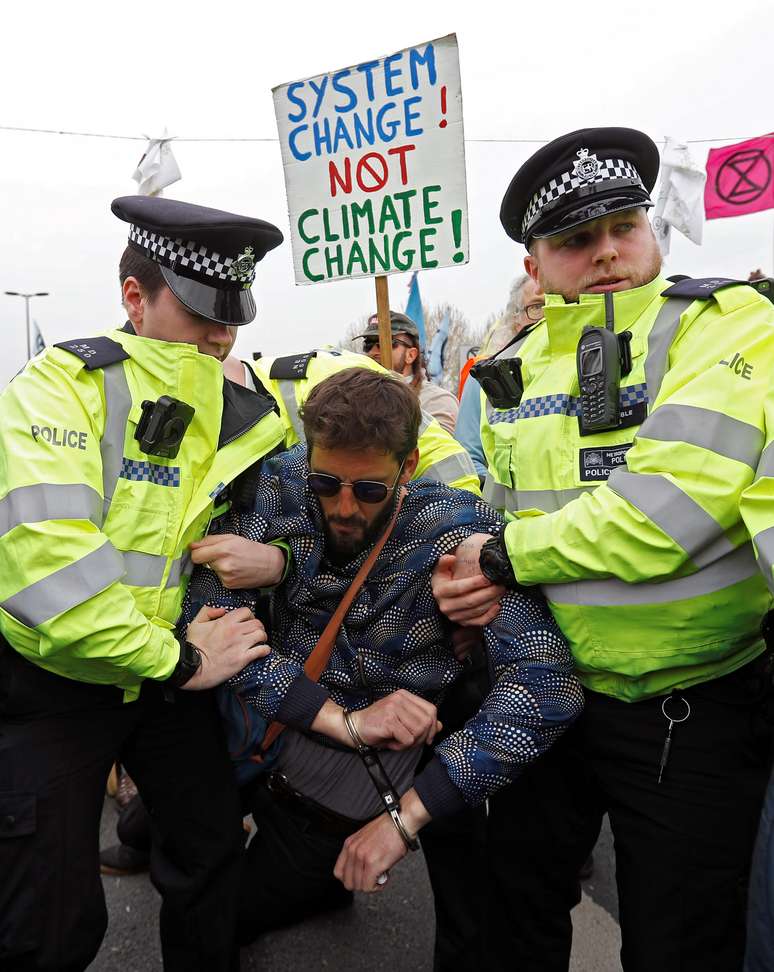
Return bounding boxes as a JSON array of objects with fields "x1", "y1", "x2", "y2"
[
  {"x1": 661, "y1": 277, "x2": 745, "y2": 300},
  {"x1": 269, "y1": 351, "x2": 317, "y2": 381},
  {"x1": 53, "y1": 336, "x2": 130, "y2": 370}
]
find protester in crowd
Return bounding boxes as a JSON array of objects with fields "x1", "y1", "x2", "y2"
[
  {"x1": 251, "y1": 343, "x2": 477, "y2": 492},
  {"x1": 185, "y1": 367, "x2": 582, "y2": 964},
  {"x1": 358, "y1": 309, "x2": 460, "y2": 434},
  {"x1": 0, "y1": 196, "x2": 283, "y2": 971},
  {"x1": 431, "y1": 126, "x2": 774, "y2": 972},
  {"x1": 456, "y1": 274, "x2": 545, "y2": 479},
  {"x1": 99, "y1": 346, "x2": 481, "y2": 884}
]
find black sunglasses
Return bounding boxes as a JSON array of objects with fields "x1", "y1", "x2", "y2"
[
  {"x1": 362, "y1": 337, "x2": 415, "y2": 352},
  {"x1": 305, "y1": 459, "x2": 406, "y2": 504}
]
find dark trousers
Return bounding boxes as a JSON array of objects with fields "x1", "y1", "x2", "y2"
[
  {"x1": 421, "y1": 804, "x2": 487, "y2": 972},
  {"x1": 236, "y1": 780, "x2": 356, "y2": 943},
  {"x1": 484, "y1": 660, "x2": 774, "y2": 972},
  {"x1": 0, "y1": 641, "x2": 243, "y2": 972}
]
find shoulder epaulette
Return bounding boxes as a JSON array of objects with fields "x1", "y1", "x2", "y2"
[
  {"x1": 661, "y1": 277, "x2": 745, "y2": 300},
  {"x1": 53, "y1": 336, "x2": 130, "y2": 370},
  {"x1": 269, "y1": 351, "x2": 317, "y2": 380}
]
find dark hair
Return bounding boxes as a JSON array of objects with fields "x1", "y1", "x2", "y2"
[
  {"x1": 404, "y1": 333, "x2": 424, "y2": 388},
  {"x1": 118, "y1": 245, "x2": 166, "y2": 303},
  {"x1": 300, "y1": 367, "x2": 420, "y2": 460}
]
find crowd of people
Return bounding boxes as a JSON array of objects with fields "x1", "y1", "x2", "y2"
[{"x1": 1, "y1": 125, "x2": 774, "y2": 972}]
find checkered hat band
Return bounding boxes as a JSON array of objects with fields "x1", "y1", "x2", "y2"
[
  {"x1": 522, "y1": 159, "x2": 642, "y2": 238},
  {"x1": 128, "y1": 225, "x2": 255, "y2": 285}
]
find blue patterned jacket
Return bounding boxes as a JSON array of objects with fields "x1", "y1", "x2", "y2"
[{"x1": 185, "y1": 445, "x2": 583, "y2": 818}]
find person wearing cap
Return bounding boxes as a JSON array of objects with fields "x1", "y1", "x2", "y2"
[
  {"x1": 0, "y1": 196, "x2": 287, "y2": 971},
  {"x1": 358, "y1": 309, "x2": 460, "y2": 435},
  {"x1": 430, "y1": 127, "x2": 774, "y2": 971}
]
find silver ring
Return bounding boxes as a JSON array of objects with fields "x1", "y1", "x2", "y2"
[
  {"x1": 661, "y1": 695, "x2": 691, "y2": 723},
  {"x1": 376, "y1": 872, "x2": 389, "y2": 886}
]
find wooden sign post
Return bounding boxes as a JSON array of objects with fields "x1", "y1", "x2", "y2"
[{"x1": 374, "y1": 275, "x2": 393, "y2": 371}]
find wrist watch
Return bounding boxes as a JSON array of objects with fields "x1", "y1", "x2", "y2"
[
  {"x1": 479, "y1": 528, "x2": 517, "y2": 588},
  {"x1": 166, "y1": 636, "x2": 202, "y2": 688}
]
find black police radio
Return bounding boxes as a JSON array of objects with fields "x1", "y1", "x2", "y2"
[
  {"x1": 576, "y1": 292, "x2": 632, "y2": 436},
  {"x1": 469, "y1": 324, "x2": 540, "y2": 410},
  {"x1": 135, "y1": 396, "x2": 195, "y2": 459}
]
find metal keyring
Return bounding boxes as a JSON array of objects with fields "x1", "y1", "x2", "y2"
[{"x1": 661, "y1": 694, "x2": 691, "y2": 724}]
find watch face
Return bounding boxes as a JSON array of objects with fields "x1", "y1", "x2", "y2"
[{"x1": 480, "y1": 537, "x2": 515, "y2": 587}]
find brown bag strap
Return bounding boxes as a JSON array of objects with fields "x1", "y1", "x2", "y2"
[{"x1": 258, "y1": 487, "x2": 406, "y2": 757}]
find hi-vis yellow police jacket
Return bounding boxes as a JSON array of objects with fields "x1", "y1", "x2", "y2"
[
  {"x1": 0, "y1": 328, "x2": 285, "y2": 701},
  {"x1": 480, "y1": 274, "x2": 774, "y2": 701},
  {"x1": 252, "y1": 348, "x2": 480, "y2": 494}
]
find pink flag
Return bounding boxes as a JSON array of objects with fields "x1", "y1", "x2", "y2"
[{"x1": 704, "y1": 135, "x2": 774, "y2": 220}]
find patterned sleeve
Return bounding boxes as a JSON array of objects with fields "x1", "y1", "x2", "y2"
[{"x1": 414, "y1": 586, "x2": 584, "y2": 817}]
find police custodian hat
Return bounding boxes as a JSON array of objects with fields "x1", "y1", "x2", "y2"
[
  {"x1": 111, "y1": 196, "x2": 284, "y2": 326},
  {"x1": 359, "y1": 310, "x2": 420, "y2": 341},
  {"x1": 500, "y1": 127, "x2": 660, "y2": 246}
]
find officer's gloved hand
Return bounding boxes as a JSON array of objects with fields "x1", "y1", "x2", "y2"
[{"x1": 182, "y1": 606, "x2": 270, "y2": 690}]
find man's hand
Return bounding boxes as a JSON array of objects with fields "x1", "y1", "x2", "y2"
[
  {"x1": 334, "y1": 788, "x2": 431, "y2": 893},
  {"x1": 181, "y1": 606, "x2": 270, "y2": 690},
  {"x1": 189, "y1": 535, "x2": 286, "y2": 589},
  {"x1": 353, "y1": 691, "x2": 441, "y2": 750},
  {"x1": 311, "y1": 691, "x2": 441, "y2": 751},
  {"x1": 432, "y1": 533, "x2": 506, "y2": 626}
]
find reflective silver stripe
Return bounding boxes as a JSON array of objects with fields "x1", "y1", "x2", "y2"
[
  {"x1": 2, "y1": 541, "x2": 125, "y2": 627},
  {"x1": 756, "y1": 442, "x2": 774, "y2": 480},
  {"x1": 419, "y1": 410, "x2": 433, "y2": 434},
  {"x1": 637, "y1": 404, "x2": 763, "y2": 469},
  {"x1": 516, "y1": 487, "x2": 592, "y2": 512},
  {"x1": 607, "y1": 469, "x2": 733, "y2": 568},
  {"x1": 543, "y1": 543, "x2": 758, "y2": 606},
  {"x1": 483, "y1": 478, "x2": 592, "y2": 513},
  {"x1": 752, "y1": 526, "x2": 774, "y2": 593},
  {"x1": 483, "y1": 476, "x2": 508, "y2": 509},
  {"x1": 0, "y1": 483, "x2": 102, "y2": 537},
  {"x1": 166, "y1": 552, "x2": 193, "y2": 589},
  {"x1": 101, "y1": 362, "x2": 132, "y2": 518},
  {"x1": 123, "y1": 550, "x2": 167, "y2": 587},
  {"x1": 421, "y1": 451, "x2": 476, "y2": 485},
  {"x1": 277, "y1": 379, "x2": 303, "y2": 443},
  {"x1": 644, "y1": 297, "x2": 692, "y2": 406}
]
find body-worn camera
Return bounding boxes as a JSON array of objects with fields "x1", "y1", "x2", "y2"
[
  {"x1": 135, "y1": 396, "x2": 195, "y2": 459},
  {"x1": 577, "y1": 292, "x2": 632, "y2": 436},
  {"x1": 750, "y1": 277, "x2": 774, "y2": 306},
  {"x1": 470, "y1": 355, "x2": 525, "y2": 410}
]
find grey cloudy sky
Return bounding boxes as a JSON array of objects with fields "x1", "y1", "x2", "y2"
[{"x1": 1, "y1": 0, "x2": 771, "y2": 386}]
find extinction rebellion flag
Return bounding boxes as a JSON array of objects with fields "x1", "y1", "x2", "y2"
[{"x1": 704, "y1": 134, "x2": 774, "y2": 220}]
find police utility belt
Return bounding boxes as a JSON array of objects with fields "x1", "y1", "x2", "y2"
[{"x1": 472, "y1": 291, "x2": 632, "y2": 435}]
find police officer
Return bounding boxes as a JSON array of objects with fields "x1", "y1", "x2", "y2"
[
  {"x1": 431, "y1": 128, "x2": 774, "y2": 971},
  {"x1": 0, "y1": 196, "x2": 286, "y2": 971}
]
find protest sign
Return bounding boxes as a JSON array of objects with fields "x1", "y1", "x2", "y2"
[{"x1": 272, "y1": 34, "x2": 468, "y2": 291}]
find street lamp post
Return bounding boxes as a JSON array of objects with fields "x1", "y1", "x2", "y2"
[{"x1": 4, "y1": 291, "x2": 49, "y2": 360}]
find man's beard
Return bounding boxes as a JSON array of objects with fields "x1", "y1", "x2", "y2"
[
  {"x1": 323, "y1": 495, "x2": 396, "y2": 565},
  {"x1": 539, "y1": 241, "x2": 662, "y2": 303}
]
